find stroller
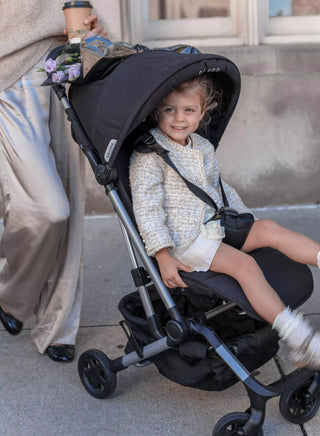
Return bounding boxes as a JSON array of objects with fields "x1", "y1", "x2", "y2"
[{"x1": 49, "y1": 42, "x2": 320, "y2": 435}]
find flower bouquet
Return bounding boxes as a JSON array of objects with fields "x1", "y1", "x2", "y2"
[{"x1": 38, "y1": 47, "x2": 82, "y2": 85}]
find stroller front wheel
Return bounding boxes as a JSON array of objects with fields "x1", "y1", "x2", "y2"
[
  {"x1": 212, "y1": 412, "x2": 264, "y2": 436},
  {"x1": 78, "y1": 349, "x2": 117, "y2": 399},
  {"x1": 279, "y1": 376, "x2": 320, "y2": 424}
]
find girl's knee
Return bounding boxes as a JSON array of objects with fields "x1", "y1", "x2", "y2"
[
  {"x1": 256, "y1": 219, "x2": 278, "y2": 232},
  {"x1": 235, "y1": 252, "x2": 259, "y2": 279},
  {"x1": 253, "y1": 219, "x2": 286, "y2": 245},
  {"x1": 212, "y1": 245, "x2": 259, "y2": 280}
]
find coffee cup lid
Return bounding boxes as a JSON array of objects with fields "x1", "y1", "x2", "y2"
[{"x1": 63, "y1": 1, "x2": 93, "y2": 9}]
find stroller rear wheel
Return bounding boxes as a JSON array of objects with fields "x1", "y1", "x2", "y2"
[
  {"x1": 78, "y1": 349, "x2": 117, "y2": 399},
  {"x1": 212, "y1": 412, "x2": 264, "y2": 435},
  {"x1": 279, "y1": 376, "x2": 320, "y2": 424}
]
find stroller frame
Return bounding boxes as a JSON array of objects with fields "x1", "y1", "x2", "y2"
[
  {"x1": 50, "y1": 46, "x2": 320, "y2": 434},
  {"x1": 90, "y1": 175, "x2": 320, "y2": 436}
]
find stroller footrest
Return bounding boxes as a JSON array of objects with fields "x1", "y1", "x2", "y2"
[{"x1": 269, "y1": 367, "x2": 316, "y2": 395}]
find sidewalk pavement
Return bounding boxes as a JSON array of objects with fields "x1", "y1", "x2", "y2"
[{"x1": 1, "y1": 205, "x2": 320, "y2": 436}]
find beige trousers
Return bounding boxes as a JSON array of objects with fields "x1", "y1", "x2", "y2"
[{"x1": 0, "y1": 56, "x2": 86, "y2": 353}]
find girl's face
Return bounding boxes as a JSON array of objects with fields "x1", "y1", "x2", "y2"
[{"x1": 158, "y1": 88, "x2": 205, "y2": 146}]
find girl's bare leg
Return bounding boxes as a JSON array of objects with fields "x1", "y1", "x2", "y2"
[
  {"x1": 210, "y1": 240, "x2": 320, "y2": 370},
  {"x1": 242, "y1": 219, "x2": 320, "y2": 266},
  {"x1": 209, "y1": 242, "x2": 285, "y2": 324}
]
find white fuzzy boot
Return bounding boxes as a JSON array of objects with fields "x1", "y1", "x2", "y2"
[{"x1": 272, "y1": 307, "x2": 320, "y2": 370}]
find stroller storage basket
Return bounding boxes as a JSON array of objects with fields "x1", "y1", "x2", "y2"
[{"x1": 119, "y1": 287, "x2": 279, "y2": 391}]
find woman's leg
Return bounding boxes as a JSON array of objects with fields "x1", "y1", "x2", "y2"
[
  {"x1": 0, "y1": 70, "x2": 70, "y2": 323},
  {"x1": 0, "y1": 57, "x2": 85, "y2": 357},
  {"x1": 31, "y1": 63, "x2": 86, "y2": 355},
  {"x1": 242, "y1": 219, "x2": 320, "y2": 266}
]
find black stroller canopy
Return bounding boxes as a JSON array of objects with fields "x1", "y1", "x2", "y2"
[{"x1": 69, "y1": 50, "x2": 241, "y2": 166}]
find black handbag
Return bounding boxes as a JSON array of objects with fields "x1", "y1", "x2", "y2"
[
  {"x1": 135, "y1": 133, "x2": 254, "y2": 249},
  {"x1": 211, "y1": 207, "x2": 254, "y2": 249}
]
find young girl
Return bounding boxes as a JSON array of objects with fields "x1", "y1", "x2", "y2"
[{"x1": 129, "y1": 74, "x2": 320, "y2": 370}]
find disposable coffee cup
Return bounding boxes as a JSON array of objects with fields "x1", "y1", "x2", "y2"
[{"x1": 63, "y1": 1, "x2": 93, "y2": 44}]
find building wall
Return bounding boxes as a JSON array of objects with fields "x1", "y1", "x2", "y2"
[
  {"x1": 293, "y1": 0, "x2": 320, "y2": 15},
  {"x1": 207, "y1": 44, "x2": 320, "y2": 208}
]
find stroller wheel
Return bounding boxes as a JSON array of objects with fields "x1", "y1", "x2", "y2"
[
  {"x1": 212, "y1": 412, "x2": 264, "y2": 435},
  {"x1": 279, "y1": 376, "x2": 320, "y2": 424},
  {"x1": 78, "y1": 349, "x2": 117, "y2": 399}
]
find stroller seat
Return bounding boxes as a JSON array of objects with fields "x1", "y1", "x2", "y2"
[{"x1": 180, "y1": 246, "x2": 313, "y2": 321}]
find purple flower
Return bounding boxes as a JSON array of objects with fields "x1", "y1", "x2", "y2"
[
  {"x1": 45, "y1": 58, "x2": 57, "y2": 73},
  {"x1": 52, "y1": 71, "x2": 67, "y2": 83},
  {"x1": 67, "y1": 63, "x2": 81, "y2": 81}
]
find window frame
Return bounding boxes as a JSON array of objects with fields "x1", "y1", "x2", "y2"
[
  {"x1": 126, "y1": 0, "x2": 320, "y2": 47},
  {"x1": 128, "y1": 0, "x2": 247, "y2": 47},
  {"x1": 259, "y1": 0, "x2": 320, "y2": 44}
]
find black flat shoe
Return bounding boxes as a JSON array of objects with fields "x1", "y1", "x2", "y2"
[
  {"x1": 0, "y1": 305, "x2": 23, "y2": 335},
  {"x1": 46, "y1": 344, "x2": 75, "y2": 363}
]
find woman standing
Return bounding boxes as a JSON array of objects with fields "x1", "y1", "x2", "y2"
[{"x1": 0, "y1": 0, "x2": 106, "y2": 362}]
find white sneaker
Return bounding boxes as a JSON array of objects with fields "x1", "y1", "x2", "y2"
[
  {"x1": 273, "y1": 307, "x2": 320, "y2": 370},
  {"x1": 288, "y1": 331, "x2": 320, "y2": 371}
]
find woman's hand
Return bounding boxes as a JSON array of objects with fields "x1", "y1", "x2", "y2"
[
  {"x1": 84, "y1": 14, "x2": 108, "y2": 37},
  {"x1": 64, "y1": 13, "x2": 108, "y2": 38},
  {"x1": 155, "y1": 248, "x2": 192, "y2": 288}
]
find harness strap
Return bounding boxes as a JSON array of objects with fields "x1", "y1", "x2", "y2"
[{"x1": 134, "y1": 132, "x2": 229, "y2": 211}]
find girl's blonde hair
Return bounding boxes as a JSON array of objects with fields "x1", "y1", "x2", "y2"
[{"x1": 150, "y1": 73, "x2": 222, "y2": 127}]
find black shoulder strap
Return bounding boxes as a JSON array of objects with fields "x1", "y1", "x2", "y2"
[
  {"x1": 134, "y1": 133, "x2": 228, "y2": 211},
  {"x1": 219, "y1": 177, "x2": 229, "y2": 208}
]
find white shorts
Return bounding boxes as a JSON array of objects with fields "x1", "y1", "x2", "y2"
[{"x1": 172, "y1": 232, "x2": 222, "y2": 272}]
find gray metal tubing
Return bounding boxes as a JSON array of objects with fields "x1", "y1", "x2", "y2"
[
  {"x1": 215, "y1": 343, "x2": 250, "y2": 382},
  {"x1": 118, "y1": 218, "x2": 140, "y2": 269},
  {"x1": 107, "y1": 187, "x2": 177, "y2": 311},
  {"x1": 205, "y1": 302, "x2": 237, "y2": 320},
  {"x1": 121, "y1": 337, "x2": 169, "y2": 367},
  {"x1": 191, "y1": 322, "x2": 251, "y2": 381},
  {"x1": 118, "y1": 219, "x2": 158, "y2": 317},
  {"x1": 60, "y1": 96, "x2": 71, "y2": 110},
  {"x1": 136, "y1": 285, "x2": 157, "y2": 318},
  {"x1": 191, "y1": 322, "x2": 276, "y2": 397}
]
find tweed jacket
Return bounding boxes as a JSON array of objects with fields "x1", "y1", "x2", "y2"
[{"x1": 129, "y1": 128, "x2": 252, "y2": 257}]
